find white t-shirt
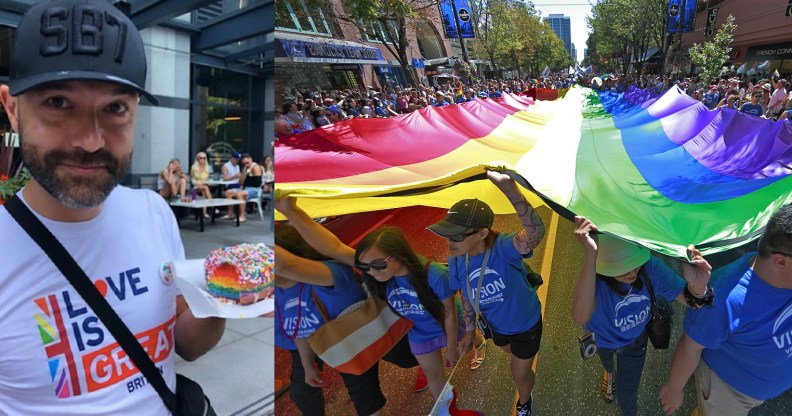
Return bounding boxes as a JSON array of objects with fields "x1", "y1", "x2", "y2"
[
  {"x1": 0, "y1": 187, "x2": 184, "y2": 415},
  {"x1": 768, "y1": 87, "x2": 787, "y2": 112},
  {"x1": 222, "y1": 161, "x2": 240, "y2": 182}
]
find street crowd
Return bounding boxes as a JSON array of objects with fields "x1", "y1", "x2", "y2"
[
  {"x1": 275, "y1": 70, "x2": 792, "y2": 140},
  {"x1": 274, "y1": 77, "x2": 571, "y2": 139}
]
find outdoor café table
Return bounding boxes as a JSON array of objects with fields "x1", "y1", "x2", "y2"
[
  {"x1": 205, "y1": 179, "x2": 238, "y2": 198},
  {"x1": 169, "y1": 198, "x2": 242, "y2": 232}
]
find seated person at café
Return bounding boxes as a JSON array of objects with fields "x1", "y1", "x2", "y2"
[
  {"x1": 221, "y1": 152, "x2": 242, "y2": 190},
  {"x1": 190, "y1": 151, "x2": 214, "y2": 218},
  {"x1": 261, "y1": 155, "x2": 274, "y2": 194},
  {"x1": 224, "y1": 154, "x2": 262, "y2": 223},
  {"x1": 158, "y1": 158, "x2": 188, "y2": 202}
]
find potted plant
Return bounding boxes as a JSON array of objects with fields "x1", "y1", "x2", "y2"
[{"x1": 0, "y1": 131, "x2": 28, "y2": 205}]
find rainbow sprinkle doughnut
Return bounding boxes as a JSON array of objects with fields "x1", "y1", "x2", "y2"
[{"x1": 204, "y1": 243, "x2": 274, "y2": 304}]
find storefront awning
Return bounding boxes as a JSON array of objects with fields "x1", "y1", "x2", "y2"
[
  {"x1": 275, "y1": 33, "x2": 388, "y2": 65},
  {"x1": 636, "y1": 47, "x2": 660, "y2": 63},
  {"x1": 746, "y1": 42, "x2": 792, "y2": 61},
  {"x1": 425, "y1": 57, "x2": 451, "y2": 66}
]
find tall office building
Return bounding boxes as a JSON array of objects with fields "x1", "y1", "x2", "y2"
[{"x1": 545, "y1": 14, "x2": 572, "y2": 58}]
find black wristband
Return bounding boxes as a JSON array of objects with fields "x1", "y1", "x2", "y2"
[{"x1": 684, "y1": 284, "x2": 714, "y2": 309}]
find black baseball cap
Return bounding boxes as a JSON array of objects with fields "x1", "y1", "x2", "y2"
[
  {"x1": 427, "y1": 199, "x2": 494, "y2": 237},
  {"x1": 8, "y1": 0, "x2": 158, "y2": 105}
]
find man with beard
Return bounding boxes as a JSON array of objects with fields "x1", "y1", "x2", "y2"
[{"x1": 0, "y1": 0, "x2": 224, "y2": 414}]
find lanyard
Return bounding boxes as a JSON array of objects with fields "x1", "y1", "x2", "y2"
[
  {"x1": 465, "y1": 248, "x2": 491, "y2": 315},
  {"x1": 275, "y1": 283, "x2": 304, "y2": 340}
]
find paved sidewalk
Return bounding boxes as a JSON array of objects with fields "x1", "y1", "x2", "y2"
[{"x1": 174, "y1": 211, "x2": 275, "y2": 415}]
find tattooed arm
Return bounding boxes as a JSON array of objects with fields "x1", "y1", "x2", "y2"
[{"x1": 487, "y1": 170, "x2": 545, "y2": 254}]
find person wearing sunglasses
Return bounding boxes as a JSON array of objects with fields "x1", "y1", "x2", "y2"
[
  {"x1": 274, "y1": 224, "x2": 393, "y2": 416},
  {"x1": 189, "y1": 152, "x2": 214, "y2": 218},
  {"x1": 427, "y1": 170, "x2": 544, "y2": 416},
  {"x1": 572, "y1": 216, "x2": 712, "y2": 416},
  {"x1": 661, "y1": 204, "x2": 792, "y2": 416},
  {"x1": 275, "y1": 197, "x2": 483, "y2": 416}
]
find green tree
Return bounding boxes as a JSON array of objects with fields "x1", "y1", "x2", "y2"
[
  {"x1": 468, "y1": 0, "x2": 506, "y2": 77},
  {"x1": 689, "y1": 14, "x2": 736, "y2": 84},
  {"x1": 586, "y1": 0, "x2": 666, "y2": 75},
  {"x1": 532, "y1": 21, "x2": 572, "y2": 76}
]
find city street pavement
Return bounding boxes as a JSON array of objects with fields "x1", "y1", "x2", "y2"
[
  {"x1": 173, "y1": 210, "x2": 276, "y2": 416},
  {"x1": 275, "y1": 206, "x2": 792, "y2": 415}
]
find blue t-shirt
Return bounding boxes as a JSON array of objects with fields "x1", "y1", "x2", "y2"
[
  {"x1": 702, "y1": 92, "x2": 719, "y2": 109},
  {"x1": 434, "y1": 101, "x2": 449, "y2": 107},
  {"x1": 276, "y1": 261, "x2": 366, "y2": 339},
  {"x1": 740, "y1": 102, "x2": 763, "y2": 116},
  {"x1": 449, "y1": 233, "x2": 541, "y2": 335},
  {"x1": 585, "y1": 256, "x2": 684, "y2": 349},
  {"x1": 386, "y1": 262, "x2": 452, "y2": 343},
  {"x1": 274, "y1": 313, "x2": 296, "y2": 350},
  {"x1": 684, "y1": 253, "x2": 792, "y2": 401},
  {"x1": 374, "y1": 106, "x2": 387, "y2": 117}
]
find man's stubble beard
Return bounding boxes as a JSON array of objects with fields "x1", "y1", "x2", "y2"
[{"x1": 19, "y1": 121, "x2": 132, "y2": 209}]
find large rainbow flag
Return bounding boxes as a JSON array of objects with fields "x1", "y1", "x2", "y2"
[{"x1": 275, "y1": 86, "x2": 792, "y2": 258}]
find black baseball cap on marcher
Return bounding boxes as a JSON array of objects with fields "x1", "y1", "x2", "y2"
[
  {"x1": 427, "y1": 199, "x2": 495, "y2": 237},
  {"x1": 8, "y1": 0, "x2": 159, "y2": 105}
]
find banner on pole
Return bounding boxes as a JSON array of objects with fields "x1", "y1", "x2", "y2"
[
  {"x1": 666, "y1": 0, "x2": 696, "y2": 33},
  {"x1": 705, "y1": 7, "x2": 719, "y2": 37},
  {"x1": 438, "y1": 0, "x2": 476, "y2": 38}
]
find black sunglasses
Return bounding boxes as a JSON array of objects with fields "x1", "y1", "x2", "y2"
[
  {"x1": 355, "y1": 255, "x2": 393, "y2": 271},
  {"x1": 446, "y1": 229, "x2": 481, "y2": 243}
]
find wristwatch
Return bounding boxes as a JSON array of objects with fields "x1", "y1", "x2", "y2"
[{"x1": 684, "y1": 283, "x2": 714, "y2": 309}]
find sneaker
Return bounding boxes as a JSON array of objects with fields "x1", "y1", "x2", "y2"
[
  {"x1": 600, "y1": 371, "x2": 615, "y2": 404},
  {"x1": 516, "y1": 396, "x2": 532, "y2": 416},
  {"x1": 414, "y1": 367, "x2": 428, "y2": 393},
  {"x1": 470, "y1": 339, "x2": 487, "y2": 370}
]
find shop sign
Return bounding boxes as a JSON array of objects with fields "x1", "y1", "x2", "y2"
[
  {"x1": 378, "y1": 66, "x2": 392, "y2": 74},
  {"x1": 278, "y1": 39, "x2": 385, "y2": 62},
  {"x1": 331, "y1": 64, "x2": 361, "y2": 71},
  {"x1": 705, "y1": 7, "x2": 719, "y2": 37},
  {"x1": 746, "y1": 43, "x2": 792, "y2": 61}
]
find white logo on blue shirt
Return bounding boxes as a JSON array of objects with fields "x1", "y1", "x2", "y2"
[
  {"x1": 615, "y1": 294, "x2": 650, "y2": 314},
  {"x1": 469, "y1": 267, "x2": 499, "y2": 281},
  {"x1": 613, "y1": 294, "x2": 651, "y2": 332},
  {"x1": 469, "y1": 268, "x2": 506, "y2": 304},
  {"x1": 284, "y1": 298, "x2": 307, "y2": 310},
  {"x1": 772, "y1": 304, "x2": 792, "y2": 354},
  {"x1": 388, "y1": 287, "x2": 418, "y2": 298},
  {"x1": 773, "y1": 304, "x2": 792, "y2": 334}
]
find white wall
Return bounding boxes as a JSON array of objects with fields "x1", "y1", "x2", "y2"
[{"x1": 133, "y1": 26, "x2": 192, "y2": 174}]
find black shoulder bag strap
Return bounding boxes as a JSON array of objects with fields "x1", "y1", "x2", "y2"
[
  {"x1": 642, "y1": 268, "x2": 660, "y2": 319},
  {"x1": 5, "y1": 197, "x2": 178, "y2": 412}
]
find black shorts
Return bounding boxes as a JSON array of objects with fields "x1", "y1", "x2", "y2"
[
  {"x1": 381, "y1": 332, "x2": 419, "y2": 368},
  {"x1": 289, "y1": 350, "x2": 386, "y2": 415},
  {"x1": 339, "y1": 363, "x2": 386, "y2": 415},
  {"x1": 492, "y1": 319, "x2": 543, "y2": 360}
]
